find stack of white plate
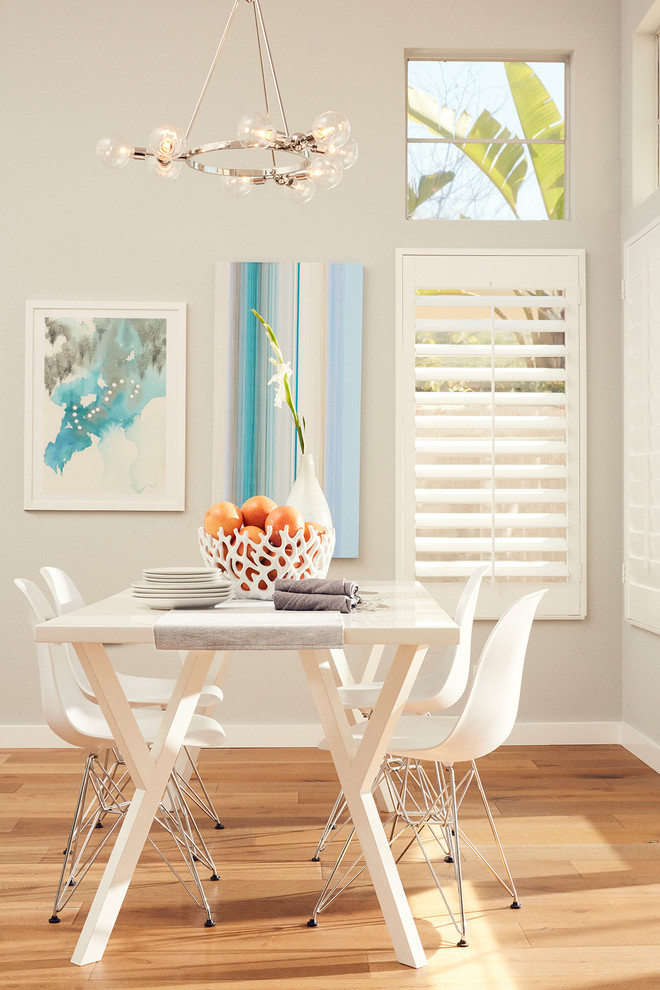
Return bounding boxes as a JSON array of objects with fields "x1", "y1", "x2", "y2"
[{"x1": 131, "y1": 566, "x2": 234, "y2": 610}]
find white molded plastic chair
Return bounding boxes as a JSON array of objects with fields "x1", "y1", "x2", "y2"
[
  {"x1": 15, "y1": 577, "x2": 226, "y2": 927},
  {"x1": 313, "y1": 566, "x2": 488, "y2": 859},
  {"x1": 40, "y1": 566, "x2": 225, "y2": 830},
  {"x1": 310, "y1": 589, "x2": 546, "y2": 946},
  {"x1": 338, "y1": 565, "x2": 489, "y2": 714}
]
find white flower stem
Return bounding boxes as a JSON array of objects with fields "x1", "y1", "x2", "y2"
[{"x1": 252, "y1": 309, "x2": 305, "y2": 454}]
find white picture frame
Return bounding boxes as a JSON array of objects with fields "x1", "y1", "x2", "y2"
[{"x1": 24, "y1": 300, "x2": 186, "y2": 511}]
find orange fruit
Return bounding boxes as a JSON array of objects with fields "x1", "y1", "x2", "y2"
[
  {"x1": 304, "y1": 521, "x2": 326, "y2": 540},
  {"x1": 204, "y1": 501, "x2": 243, "y2": 538},
  {"x1": 238, "y1": 525, "x2": 266, "y2": 561},
  {"x1": 241, "y1": 495, "x2": 277, "y2": 529},
  {"x1": 265, "y1": 505, "x2": 305, "y2": 546}
]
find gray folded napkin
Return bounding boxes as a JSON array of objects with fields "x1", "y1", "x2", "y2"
[
  {"x1": 273, "y1": 577, "x2": 360, "y2": 613},
  {"x1": 275, "y1": 578, "x2": 359, "y2": 599},
  {"x1": 273, "y1": 590, "x2": 358, "y2": 613}
]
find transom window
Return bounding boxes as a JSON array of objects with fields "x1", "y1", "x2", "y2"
[{"x1": 406, "y1": 57, "x2": 567, "y2": 221}]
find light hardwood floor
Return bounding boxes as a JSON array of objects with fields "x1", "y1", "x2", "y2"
[{"x1": 1, "y1": 744, "x2": 660, "y2": 989}]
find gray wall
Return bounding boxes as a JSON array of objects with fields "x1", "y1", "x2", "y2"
[{"x1": 1, "y1": 0, "x2": 623, "y2": 735}]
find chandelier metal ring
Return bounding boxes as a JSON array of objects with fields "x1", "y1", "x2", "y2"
[{"x1": 185, "y1": 140, "x2": 313, "y2": 180}]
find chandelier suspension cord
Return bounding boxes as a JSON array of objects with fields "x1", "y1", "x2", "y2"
[
  {"x1": 253, "y1": 0, "x2": 289, "y2": 137},
  {"x1": 251, "y1": 2, "x2": 277, "y2": 172},
  {"x1": 183, "y1": 0, "x2": 242, "y2": 143}
]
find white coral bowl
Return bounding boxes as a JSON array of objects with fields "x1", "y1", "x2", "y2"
[{"x1": 198, "y1": 525, "x2": 335, "y2": 600}]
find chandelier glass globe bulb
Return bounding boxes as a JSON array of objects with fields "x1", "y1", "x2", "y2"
[
  {"x1": 309, "y1": 159, "x2": 343, "y2": 190},
  {"x1": 312, "y1": 110, "x2": 350, "y2": 151},
  {"x1": 222, "y1": 175, "x2": 254, "y2": 198},
  {"x1": 96, "y1": 135, "x2": 134, "y2": 168},
  {"x1": 148, "y1": 124, "x2": 185, "y2": 161},
  {"x1": 237, "y1": 112, "x2": 276, "y2": 149},
  {"x1": 284, "y1": 179, "x2": 316, "y2": 203},
  {"x1": 326, "y1": 137, "x2": 358, "y2": 170},
  {"x1": 147, "y1": 156, "x2": 183, "y2": 180}
]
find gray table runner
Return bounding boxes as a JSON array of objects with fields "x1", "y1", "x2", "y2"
[{"x1": 153, "y1": 605, "x2": 344, "y2": 651}]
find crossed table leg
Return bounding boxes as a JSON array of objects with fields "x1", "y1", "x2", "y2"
[
  {"x1": 67, "y1": 639, "x2": 430, "y2": 968},
  {"x1": 69, "y1": 642, "x2": 216, "y2": 966},
  {"x1": 299, "y1": 643, "x2": 430, "y2": 969}
]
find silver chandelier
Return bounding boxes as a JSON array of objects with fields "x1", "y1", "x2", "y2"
[{"x1": 97, "y1": 0, "x2": 357, "y2": 202}]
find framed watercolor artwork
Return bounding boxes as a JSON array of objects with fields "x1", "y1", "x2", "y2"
[
  {"x1": 214, "y1": 262, "x2": 363, "y2": 557},
  {"x1": 24, "y1": 300, "x2": 186, "y2": 510}
]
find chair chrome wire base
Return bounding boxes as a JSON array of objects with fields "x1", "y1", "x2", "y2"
[
  {"x1": 49, "y1": 749, "x2": 221, "y2": 928},
  {"x1": 174, "y1": 746, "x2": 224, "y2": 830},
  {"x1": 312, "y1": 755, "x2": 453, "y2": 862},
  {"x1": 154, "y1": 778, "x2": 219, "y2": 927},
  {"x1": 49, "y1": 749, "x2": 129, "y2": 922},
  {"x1": 308, "y1": 757, "x2": 520, "y2": 947}
]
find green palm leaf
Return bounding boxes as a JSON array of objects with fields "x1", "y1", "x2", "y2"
[
  {"x1": 408, "y1": 170, "x2": 455, "y2": 215},
  {"x1": 408, "y1": 86, "x2": 527, "y2": 217},
  {"x1": 504, "y1": 62, "x2": 564, "y2": 219}
]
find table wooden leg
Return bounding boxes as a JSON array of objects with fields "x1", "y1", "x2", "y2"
[
  {"x1": 70, "y1": 644, "x2": 215, "y2": 966},
  {"x1": 299, "y1": 645, "x2": 429, "y2": 969}
]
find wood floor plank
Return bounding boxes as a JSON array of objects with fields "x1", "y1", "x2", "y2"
[{"x1": 2, "y1": 744, "x2": 660, "y2": 989}]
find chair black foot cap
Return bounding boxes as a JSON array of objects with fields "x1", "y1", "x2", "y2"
[
  {"x1": 193, "y1": 855, "x2": 200, "y2": 862},
  {"x1": 311, "y1": 856, "x2": 320, "y2": 862},
  {"x1": 444, "y1": 856, "x2": 454, "y2": 863},
  {"x1": 48, "y1": 915, "x2": 61, "y2": 924},
  {"x1": 68, "y1": 880, "x2": 76, "y2": 887},
  {"x1": 215, "y1": 822, "x2": 225, "y2": 830},
  {"x1": 204, "y1": 919, "x2": 216, "y2": 928},
  {"x1": 457, "y1": 939, "x2": 469, "y2": 947},
  {"x1": 95, "y1": 822, "x2": 104, "y2": 829},
  {"x1": 511, "y1": 900, "x2": 522, "y2": 909},
  {"x1": 307, "y1": 918, "x2": 319, "y2": 928},
  {"x1": 210, "y1": 874, "x2": 220, "y2": 881}
]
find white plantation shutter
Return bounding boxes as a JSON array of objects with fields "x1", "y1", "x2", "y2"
[
  {"x1": 624, "y1": 222, "x2": 660, "y2": 634},
  {"x1": 396, "y1": 250, "x2": 586, "y2": 619}
]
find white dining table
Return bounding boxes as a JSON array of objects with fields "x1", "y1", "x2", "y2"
[{"x1": 34, "y1": 580, "x2": 459, "y2": 969}]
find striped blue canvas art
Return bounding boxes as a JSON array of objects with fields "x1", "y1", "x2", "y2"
[{"x1": 214, "y1": 262, "x2": 363, "y2": 558}]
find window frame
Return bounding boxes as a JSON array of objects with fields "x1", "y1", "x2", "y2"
[
  {"x1": 405, "y1": 53, "x2": 570, "y2": 222},
  {"x1": 395, "y1": 247, "x2": 587, "y2": 620}
]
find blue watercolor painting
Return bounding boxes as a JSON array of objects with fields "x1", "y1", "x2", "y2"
[{"x1": 43, "y1": 316, "x2": 167, "y2": 495}]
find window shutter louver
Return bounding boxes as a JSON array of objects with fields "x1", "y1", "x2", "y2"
[
  {"x1": 397, "y1": 251, "x2": 586, "y2": 619},
  {"x1": 625, "y1": 223, "x2": 660, "y2": 634}
]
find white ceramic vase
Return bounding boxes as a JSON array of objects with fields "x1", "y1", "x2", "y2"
[{"x1": 286, "y1": 453, "x2": 333, "y2": 529}]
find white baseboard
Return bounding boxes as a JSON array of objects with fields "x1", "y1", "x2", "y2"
[
  {"x1": 620, "y1": 723, "x2": 660, "y2": 774},
  {"x1": 2, "y1": 721, "x2": 659, "y2": 775},
  {"x1": 506, "y1": 721, "x2": 623, "y2": 745},
  {"x1": 0, "y1": 723, "x2": 326, "y2": 750},
  {"x1": 221, "y1": 724, "x2": 326, "y2": 748}
]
